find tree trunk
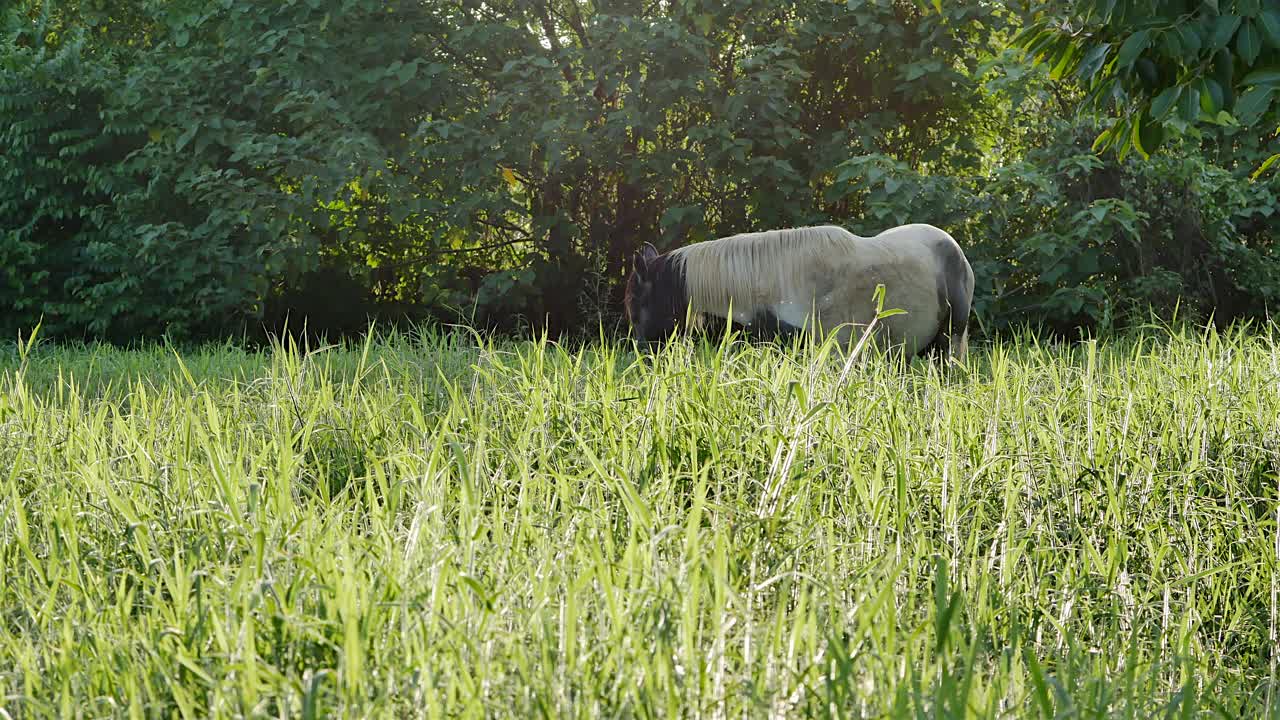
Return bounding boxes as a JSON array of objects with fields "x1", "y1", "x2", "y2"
[
  {"x1": 531, "y1": 144, "x2": 577, "y2": 334},
  {"x1": 608, "y1": 132, "x2": 643, "y2": 309}
]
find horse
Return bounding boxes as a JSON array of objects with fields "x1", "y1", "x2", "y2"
[{"x1": 623, "y1": 223, "x2": 974, "y2": 360}]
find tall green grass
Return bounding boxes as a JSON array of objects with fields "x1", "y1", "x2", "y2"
[{"x1": 1, "y1": 325, "x2": 1278, "y2": 718}]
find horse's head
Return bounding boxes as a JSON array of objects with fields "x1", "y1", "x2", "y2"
[{"x1": 624, "y1": 242, "x2": 686, "y2": 344}]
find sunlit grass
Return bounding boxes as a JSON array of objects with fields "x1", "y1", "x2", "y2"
[{"x1": 1, "y1": 324, "x2": 1278, "y2": 718}]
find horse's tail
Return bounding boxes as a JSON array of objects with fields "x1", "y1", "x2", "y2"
[
  {"x1": 952, "y1": 312, "x2": 970, "y2": 361},
  {"x1": 946, "y1": 259, "x2": 973, "y2": 361},
  {"x1": 925, "y1": 230, "x2": 974, "y2": 362}
]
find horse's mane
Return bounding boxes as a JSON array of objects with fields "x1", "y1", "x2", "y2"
[{"x1": 669, "y1": 225, "x2": 856, "y2": 315}]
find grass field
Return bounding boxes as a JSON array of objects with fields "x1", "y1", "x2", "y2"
[{"x1": 2, "y1": 325, "x2": 1279, "y2": 718}]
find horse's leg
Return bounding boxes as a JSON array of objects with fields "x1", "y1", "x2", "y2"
[
  {"x1": 752, "y1": 308, "x2": 807, "y2": 346},
  {"x1": 950, "y1": 323, "x2": 968, "y2": 363}
]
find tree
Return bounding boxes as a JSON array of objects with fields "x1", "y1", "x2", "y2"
[
  {"x1": 1013, "y1": 0, "x2": 1280, "y2": 174},
  {"x1": 412, "y1": 0, "x2": 1009, "y2": 324},
  {"x1": 1, "y1": 0, "x2": 1009, "y2": 339},
  {"x1": 7, "y1": 0, "x2": 1275, "y2": 343},
  {"x1": 0, "y1": 2, "x2": 447, "y2": 340}
]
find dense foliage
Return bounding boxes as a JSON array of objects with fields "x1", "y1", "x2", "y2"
[
  {"x1": 1, "y1": 0, "x2": 1278, "y2": 341},
  {"x1": 1016, "y1": 0, "x2": 1280, "y2": 168}
]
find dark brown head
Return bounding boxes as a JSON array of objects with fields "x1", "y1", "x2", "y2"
[{"x1": 624, "y1": 242, "x2": 687, "y2": 344}]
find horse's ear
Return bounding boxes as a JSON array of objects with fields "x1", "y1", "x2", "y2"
[{"x1": 633, "y1": 242, "x2": 659, "y2": 277}]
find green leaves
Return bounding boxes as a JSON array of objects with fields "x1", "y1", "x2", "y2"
[
  {"x1": 2, "y1": 0, "x2": 1019, "y2": 340},
  {"x1": 1078, "y1": 42, "x2": 1112, "y2": 80},
  {"x1": 1151, "y1": 85, "x2": 1181, "y2": 119},
  {"x1": 1132, "y1": 112, "x2": 1164, "y2": 159},
  {"x1": 0, "y1": 1, "x2": 451, "y2": 341},
  {"x1": 391, "y1": 59, "x2": 417, "y2": 85},
  {"x1": 1237, "y1": 20, "x2": 1261, "y2": 67},
  {"x1": 1174, "y1": 23, "x2": 1202, "y2": 57},
  {"x1": 1180, "y1": 83, "x2": 1201, "y2": 122},
  {"x1": 1260, "y1": 10, "x2": 1280, "y2": 49},
  {"x1": 1234, "y1": 85, "x2": 1274, "y2": 124},
  {"x1": 1208, "y1": 14, "x2": 1241, "y2": 51},
  {"x1": 1242, "y1": 67, "x2": 1280, "y2": 86},
  {"x1": 1116, "y1": 30, "x2": 1149, "y2": 69},
  {"x1": 1252, "y1": 152, "x2": 1280, "y2": 179},
  {"x1": 1021, "y1": 2, "x2": 1280, "y2": 160},
  {"x1": 5, "y1": 0, "x2": 1277, "y2": 347},
  {"x1": 1199, "y1": 77, "x2": 1224, "y2": 113}
]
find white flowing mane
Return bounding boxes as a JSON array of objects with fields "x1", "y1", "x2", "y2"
[{"x1": 669, "y1": 225, "x2": 856, "y2": 317}]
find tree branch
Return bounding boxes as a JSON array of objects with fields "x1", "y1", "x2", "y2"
[
  {"x1": 376, "y1": 237, "x2": 534, "y2": 272},
  {"x1": 556, "y1": 2, "x2": 592, "y2": 49},
  {"x1": 535, "y1": 0, "x2": 578, "y2": 84},
  {"x1": 425, "y1": 33, "x2": 492, "y2": 80},
  {"x1": 474, "y1": 215, "x2": 532, "y2": 237}
]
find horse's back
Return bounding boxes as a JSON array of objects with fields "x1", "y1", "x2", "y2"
[
  {"x1": 825, "y1": 223, "x2": 973, "y2": 356},
  {"x1": 870, "y1": 223, "x2": 960, "y2": 249}
]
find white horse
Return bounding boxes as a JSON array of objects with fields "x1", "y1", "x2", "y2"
[{"x1": 624, "y1": 223, "x2": 974, "y2": 359}]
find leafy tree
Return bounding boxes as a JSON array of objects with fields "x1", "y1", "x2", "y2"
[
  {"x1": 1, "y1": 0, "x2": 1009, "y2": 340},
  {"x1": 1013, "y1": 0, "x2": 1280, "y2": 173},
  {"x1": 1, "y1": 1, "x2": 438, "y2": 340},
  {"x1": 407, "y1": 0, "x2": 1014, "y2": 327},
  {"x1": 3, "y1": 0, "x2": 1278, "y2": 342}
]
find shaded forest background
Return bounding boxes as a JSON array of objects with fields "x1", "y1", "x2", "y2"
[{"x1": 2, "y1": 0, "x2": 1279, "y2": 343}]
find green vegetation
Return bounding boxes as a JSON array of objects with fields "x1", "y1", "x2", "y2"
[
  {"x1": 3, "y1": 327, "x2": 1278, "y2": 717},
  {"x1": 3, "y1": 1, "x2": 1278, "y2": 342},
  {"x1": 5, "y1": 1, "x2": 1279, "y2": 716},
  {"x1": 1018, "y1": 0, "x2": 1280, "y2": 166}
]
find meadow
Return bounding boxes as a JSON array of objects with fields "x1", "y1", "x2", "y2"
[{"x1": 2, "y1": 325, "x2": 1279, "y2": 718}]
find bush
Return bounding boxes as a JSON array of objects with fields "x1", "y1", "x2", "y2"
[
  {"x1": 2, "y1": 1, "x2": 1277, "y2": 343},
  {"x1": 1, "y1": 2, "x2": 433, "y2": 341},
  {"x1": 1, "y1": 0, "x2": 1008, "y2": 341},
  {"x1": 824, "y1": 118, "x2": 1280, "y2": 335}
]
